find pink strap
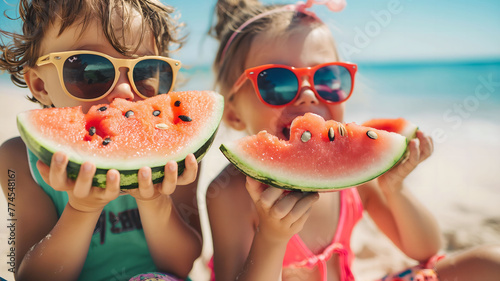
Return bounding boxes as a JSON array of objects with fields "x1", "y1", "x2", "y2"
[
  {"x1": 286, "y1": 242, "x2": 354, "y2": 281},
  {"x1": 219, "y1": 0, "x2": 347, "y2": 63}
]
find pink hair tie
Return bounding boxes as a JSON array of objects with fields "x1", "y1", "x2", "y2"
[{"x1": 219, "y1": 0, "x2": 346, "y2": 63}]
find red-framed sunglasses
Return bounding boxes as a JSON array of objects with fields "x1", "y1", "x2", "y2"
[{"x1": 229, "y1": 62, "x2": 357, "y2": 107}]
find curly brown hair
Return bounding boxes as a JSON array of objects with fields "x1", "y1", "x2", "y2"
[{"x1": 0, "y1": 0, "x2": 185, "y2": 105}]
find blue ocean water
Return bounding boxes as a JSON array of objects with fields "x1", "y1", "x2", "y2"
[{"x1": 177, "y1": 60, "x2": 500, "y2": 119}]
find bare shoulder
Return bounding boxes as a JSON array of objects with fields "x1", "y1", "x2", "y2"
[
  {"x1": 206, "y1": 165, "x2": 257, "y2": 278},
  {"x1": 0, "y1": 137, "x2": 29, "y2": 197},
  {"x1": 1, "y1": 137, "x2": 59, "y2": 269},
  {"x1": 0, "y1": 136, "x2": 27, "y2": 162},
  {"x1": 206, "y1": 164, "x2": 257, "y2": 230},
  {"x1": 206, "y1": 164, "x2": 253, "y2": 211}
]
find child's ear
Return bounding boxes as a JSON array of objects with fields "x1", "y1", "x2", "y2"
[
  {"x1": 24, "y1": 69, "x2": 52, "y2": 106},
  {"x1": 223, "y1": 102, "x2": 246, "y2": 131}
]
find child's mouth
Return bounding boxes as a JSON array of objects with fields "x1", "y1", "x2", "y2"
[{"x1": 282, "y1": 124, "x2": 291, "y2": 141}]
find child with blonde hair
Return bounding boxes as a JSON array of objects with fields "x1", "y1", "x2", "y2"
[
  {"x1": 206, "y1": 0, "x2": 500, "y2": 280},
  {"x1": 0, "y1": 1, "x2": 201, "y2": 280}
]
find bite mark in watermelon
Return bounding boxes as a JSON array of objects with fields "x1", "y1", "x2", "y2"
[
  {"x1": 220, "y1": 113, "x2": 408, "y2": 192},
  {"x1": 17, "y1": 91, "x2": 224, "y2": 189}
]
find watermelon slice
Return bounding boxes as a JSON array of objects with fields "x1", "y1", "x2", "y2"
[
  {"x1": 362, "y1": 118, "x2": 418, "y2": 140},
  {"x1": 220, "y1": 113, "x2": 408, "y2": 192},
  {"x1": 17, "y1": 91, "x2": 224, "y2": 189}
]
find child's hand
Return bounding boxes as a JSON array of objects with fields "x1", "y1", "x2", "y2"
[
  {"x1": 36, "y1": 151, "x2": 120, "y2": 213},
  {"x1": 245, "y1": 177, "x2": 319, "y2": 242},
  {"x1": 124, "y1": 153, "x2": 198, "y2": 202},
  {"x1": 378, "y1": 130, "x2": 434, "y2": 193}
]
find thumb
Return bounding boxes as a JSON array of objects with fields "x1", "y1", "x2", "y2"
[{"x1": 245, "y1": 177, "x2": 266, "y2": 203}]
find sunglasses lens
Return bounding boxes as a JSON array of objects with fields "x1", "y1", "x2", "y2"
[
  {"x1": 133, "y1": 59, "x2": 174, "y2": 97},
  {"x1": 314, "y1": 65, "x2": 352, "y2": 102},
  {"x1": 256, "y1": 68, "x2": 298, "y2": 106},
  {"x1": 63, "y1": 54, "x2": 115, "y2": 100}
]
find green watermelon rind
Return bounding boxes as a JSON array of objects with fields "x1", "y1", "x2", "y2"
[
  {"x1": 219, "y1": 138, "x2": 408, "y2": 192},
  {"x1": 17, "y1": 92, "x2": 224, "y2": 189}
]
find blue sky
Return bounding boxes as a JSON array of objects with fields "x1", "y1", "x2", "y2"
[{"x1": 1, "y1": 0, "x2": 500, "y2": 66}]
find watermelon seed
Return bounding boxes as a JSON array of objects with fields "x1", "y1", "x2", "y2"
[
  {"x1": 89, "y1": 126, "x2": 96, "y2": 136},
  {"x1": 125, "y1": 110, "x2": 134, "y2": 118},
  {"x1": 174, "y1": 100, "x2": 181, "y2": 107},
  {"x1": 338, "y1": 124, "x2": 347, "y2": 137},
  {"x1": 98, "y1": 106, "x2": 107, "y2": 112},
  {"x1": 179, "y1": 115, "x2": 192, "y2": 122},
  {"x1": 301, "y1": 131, "x2": 312, "y2": 142},
  {"x1": 102, "y1": 137, "x2": 111, "y2": 145},
  {"x1": 367, "y1": 130, "x2": 378, "y2": 140},
  {"x1": 328, "y1": 127, "x2": 335, "y2": 141},
  {"x1": 155, "y1": 123, "x2": 169, "y2": 130},
  {"x1": 153, "y1": 110, "x2": 161, "y2": 116}
]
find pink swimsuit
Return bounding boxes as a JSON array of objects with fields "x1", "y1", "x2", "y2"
[
  {"x1": 282, "y1": 188, "x2": 363, "y2": 281},
  {"x1": 209, "y1": 187, "x2": 441, "y2": 280}
]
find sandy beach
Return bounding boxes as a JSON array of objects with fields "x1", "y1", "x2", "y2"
[{"x1": 1, "y1": 82, "x2": 499, "y2": 281}]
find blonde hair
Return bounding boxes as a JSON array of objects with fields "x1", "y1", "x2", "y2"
[
  {"x1": 0, "y1": 0, "x2": 184, "y2": 105},
  {"x1": 209, "y1": 0, "x2": 326, "y2": 97}
]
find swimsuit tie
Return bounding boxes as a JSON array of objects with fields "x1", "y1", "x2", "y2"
[{"x1": 287, "y1": 242, "x2": 354, "y2": 281}]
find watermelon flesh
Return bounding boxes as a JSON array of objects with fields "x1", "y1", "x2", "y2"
[
  {"x1": 17, "y1": 91, "x2": 224, "y2": 189},
  {"x1": 220, "y1": 113, "x2": 408, "y2": 191},
  {"x1": 362, "y1": 118, "x2": 418, "y2": 140}
]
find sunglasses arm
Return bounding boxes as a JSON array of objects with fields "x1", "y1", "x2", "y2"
[
  {"x1": 228, "y1": 72, "x2": 249, "y2": 99},
  {"x1": 35, "y1": 54, "x2": 52, "y2": 67}
]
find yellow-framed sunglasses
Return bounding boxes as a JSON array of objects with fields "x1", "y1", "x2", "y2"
[{"x1": 36, "y1": 50, "x2": 181, "y2": 101}]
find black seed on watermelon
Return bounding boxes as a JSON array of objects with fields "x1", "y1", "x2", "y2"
[
  {"x1": 174, "y1": 100, "x2": 181, "y2": 107},
  {"x1": 153, "y1": 110, "x2": 161, "y2": 116},
  {"x1": 179, "y1": 115, "x2": 192, "y2": 122},
  {"x1": 125, "y1": 110, "x2": 134, "y2": 118},
  {"x1": 98, "y1": 106, "x2": 107, "y2": 112},
  {"x1": 328, "y1": 127, "x2": 335, "y2": 141},
  {"x1": 102, "y1": 137, "x2": 111, "y2": 146},
  {"x1": 89, "y1": 126, "x2": 96, "y2": 136}
]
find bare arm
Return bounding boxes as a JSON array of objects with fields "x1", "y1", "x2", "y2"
[
  {"x1": 359, "y1": 130, "x2": 442, "y2": 261},
  {"x1": 207, "y1": 166, "x2": 318, "y2": 281},
  {"x1": 0, "y1": 138, "x2": 119, "y2": 281},
  {"x1": 128, "y1": 155, "x2": 202, "y2": 278}
]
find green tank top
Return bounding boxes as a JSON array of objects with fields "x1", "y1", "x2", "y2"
[{"x1": 27, "y1": 150, "x2": 159, "y2": 281}]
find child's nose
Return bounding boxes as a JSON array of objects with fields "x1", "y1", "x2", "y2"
[
  {"x1": 106, "y1": 68, "x2": 136, "y2": 102},
  {"x1": 294, "y1": 76, "x2": 319, "y2": 106}
]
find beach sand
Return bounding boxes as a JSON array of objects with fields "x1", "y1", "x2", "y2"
[{"x1": 1, "y1": 87, "x2": 499, "y2": 281}]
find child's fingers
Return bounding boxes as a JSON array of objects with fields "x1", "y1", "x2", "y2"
[
  {"x1": 283, "y1": 192, "x2": 319, "y2": 226},
  {"x1": 36, "y1": 160, "x2": 51, "y2": 184},
  {"x1": 269, "y1": 191, "x2": 303, "y2": 219},
  {"x1": 48, "y1": 152, "x2": 72, "y2": 191},
  {"x1": 72, "y1": 162, "x2": 96, "y2": 199},
  {"x1": 138, "y1": 167, "x2": 155, "y2": 198},
  {"x1": 245, "y1": 177, "x2": 266, "y2": 203},
  {"x1": 177, "y1": 154, "x2": 198, "y2": 185},
  {"x1": 416, "y1": 130, "x2": 433, "y2": 161},
  {"x1": 160, "y1": 161, "x2": 178, "y2": 195},
  {"x1": 257, "y1": 185, "x2": 286, "y2": 211},
  {"x1": 289, "y1": 206, "x2": 313, "y2": 233},
  {"x1": 104, "y1": 169, "x2": 121, "y2": 199}
]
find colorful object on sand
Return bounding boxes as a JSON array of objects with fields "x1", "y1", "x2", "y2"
[
  {"x1": 17, "y1": 91, "x2": 224, "y2": 189},
  {"x1": 220, "y1": 113, "x2": 408, "y2": 192},
  {"x1": 362, "y1": 118, "x2": 418, "y2": 141}
]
